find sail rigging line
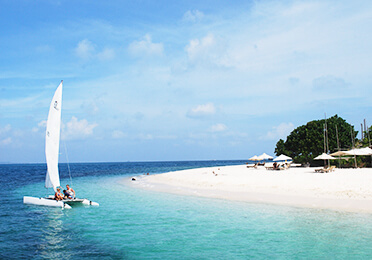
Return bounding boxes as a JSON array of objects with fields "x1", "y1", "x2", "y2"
[{"x1": 63, "y1": 139, "x2": 73, "y2": 187}]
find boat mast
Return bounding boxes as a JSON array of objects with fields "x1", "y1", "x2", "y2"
[
  {"x1": 324, "y1": 113, "x2": 330, "y2": 167},
  {"x1": 350, "y1": 126, "x2": 357, "y2": 168},
  {"x1": 366, "y1": 122, "x2": 372, "y2": 167},
  {"x1": 335, "y1": 124, "x2": 341, "y2": 168}
]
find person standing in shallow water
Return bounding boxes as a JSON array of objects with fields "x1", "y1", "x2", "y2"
[{"x1": 66, "y1": 184, "x2": 75, "y2": 199}]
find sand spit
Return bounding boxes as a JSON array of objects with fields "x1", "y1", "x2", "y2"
[{"x1": 131, "y1": 165, "x2": 372, "y2": 213}]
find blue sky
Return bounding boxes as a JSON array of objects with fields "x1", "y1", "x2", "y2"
[{"x1": 1, "y1": 0, "x2": 372, "y2": 163}]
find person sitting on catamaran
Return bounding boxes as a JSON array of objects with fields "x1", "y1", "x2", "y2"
[
  {"x1": 63, "y1": 189, "x2": 73, "y2": 199},
  {"x1": 66, "y1": 184, "x2": 75, "y2": 199},
  {"x1": 54, "y1": 188, "x2": 64, "y2": 201}
]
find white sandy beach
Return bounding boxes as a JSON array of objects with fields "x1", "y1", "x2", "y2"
[{"x1": 132, "y1": 165, "x2": 372, "y2": 213}]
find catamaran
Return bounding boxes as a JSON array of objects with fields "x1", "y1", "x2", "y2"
[{"x1": 23, "y1": 81, "x2": 99, "y2": 209}]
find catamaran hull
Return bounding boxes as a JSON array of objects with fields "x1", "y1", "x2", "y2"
[
  {"x1": 23, "y1": 196, "x2": 71, "y2": 209},
  {"x1": 23, "y1": 196, "x2": 99, "y2": 208},
  {"x1": 64, "y1": 198, "x2": 99, "y2": 207}
]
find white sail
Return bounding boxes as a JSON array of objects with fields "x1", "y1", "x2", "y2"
[{"x1": 45, "y1": 81, "x2": 63, "y2": 191}]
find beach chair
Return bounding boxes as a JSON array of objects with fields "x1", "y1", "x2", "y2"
[
  {"x1": 280, "y1": 162, "x2": 291, "y2": 170},
  {"x1": 327, "y1": 166, "x2": 336, "y2": 172},
  {"x1": 319, "y1": 167, "x2": 329, "y2": 173},
  {"x1": 315, "y1": 167, "x2": 327, "y2": 173},
  {"x1": 316, "y1": 165, "x2": 336, "y2": 173},
  {"x1": 265, "y1": 162, "x2": 274, "y2": 170}
]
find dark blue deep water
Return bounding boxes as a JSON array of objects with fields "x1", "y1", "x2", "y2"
[{"x1": 1, "y1": 161, "x2": 372, "y2": 259}]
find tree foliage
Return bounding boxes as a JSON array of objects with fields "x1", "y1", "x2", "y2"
[
  {"x1": 360, "y1": 125, "x2": 372, "y2": 147},
  {"x1": 274, "y1": 115, "x2": 358, "y2": 164}
]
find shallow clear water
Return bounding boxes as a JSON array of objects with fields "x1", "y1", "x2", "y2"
[{"x1": 1, "y1": 161, "x2": 372, "y2": 259}]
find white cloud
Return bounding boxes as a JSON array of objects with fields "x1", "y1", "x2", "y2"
[
  {"x1": 0, "y1": 94, "x2": 41, "y2": 110},
  {"x1": 209, "y1": 123, "x2": 227, "y2": 132},
  {"x1": 32, "y1": 120, "x2": 47, "y2": 133},
  {"x1": 75, "y1": 39, "x2": 115, "y2": 61},
  {"x1": 187, "y1": 103, "x2": 216, "y2": 118},
  {"x1": 281, "y1": 2, "x2": 321, "y2": 17},
  {"x1": 38, "y1": 120, "x2": 47, "y2": 127},
  {"x1": 182, "y1": 10, "x2": 204, "y2": 23},
  {"x1": 179, "y1": 0, "x2": 372, "y2": 80},
  {"x1": 312, "y1": 75, "x2": 349, "y2": 91},
  {"x1": 186, "y1": 34, "x2": 215, "y2": 61},
  {"x1": 62, "y1": 116, "x2": 98, "y2": 140},
  {"x1": 156, "y1": 135, "x2": 177, "y2": 140},
  {"x1": 97, "y1": 48, "x2": 115, "y2": 61},
  {"x1": 185, "y1": 33, "x2": 230, "y2": 67},
  {"x1": 128, "y1": 34, "x2": 163, "y2": 57},
  {"x1": 262, "y1": 122, "x2": 294, "y2": 140},
  {"x1": 0, "y1": 124, "x2": 11, "y2": 135},
  {"x1": 0, "y1": 137, "x2": 12, "y2": 146},
  {"x1": 81, "y1": 100, "x2": 100, "y2": 116},
  {"x1": 136, "y1": 133, "x2": 153, "y2": 140},
  {"x1": 112, "y1": 130, "x2": 127, "y2": 139},
  {"x1": 75, "y1": 39, "x2": 95, "y2": 59},
  {"x1": 0, "y1": 125, "x2": 12, "y2": 146}
]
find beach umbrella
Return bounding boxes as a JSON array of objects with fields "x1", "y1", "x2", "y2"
[
  {"x1": 360, "y1": 147, "x2": 372, "y2": 155},
  {"x1": 330, "y1": 151, "x2": 350, "y2": 157},
  {"x1": 330, "y1": 150, "x2": 353, "y2": 168},
  {"x1": 345, "y1": 147, "x2": 372, "y2": 156},
  {"x1": 343, "y1": 147, "x2": 372, "y2": 168},
  {"x1": 330, "y1": 148, "x2": 372, "y2": 168},
  {"x1": 314, "y1": 153, "x2": 336, "y2": 160},
  {"x1": 273, "y1": 154, "x2": 292, "y2": 161},
  {"x1": 257, "y1": 153, "x2": 273, "y2": 161},
  {"x1": 314, "y1": 153, "x2": 336, "y2": 167},
  {"x1": 249, "y1": 155, "x2": 259, "y2": 161}
]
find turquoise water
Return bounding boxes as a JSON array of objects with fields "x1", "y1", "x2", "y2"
[{"x1": 1, "y1": 162, "x2": 372, "y2": 259}]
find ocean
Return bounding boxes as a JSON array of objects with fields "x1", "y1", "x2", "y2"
[{"x1": 1, "y1": 161, "x2": 372, "y2": 259}]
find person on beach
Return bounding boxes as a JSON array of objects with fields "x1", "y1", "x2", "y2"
[
  {"x1": 66, "y1": 184, "x2": 75, "y2": 199},
  {"x1": 54, "y1": 188, "x2": 64, "y2": 201},
  {"x1": 273, "y1": 162, "x2": 278, "y2": 169}
]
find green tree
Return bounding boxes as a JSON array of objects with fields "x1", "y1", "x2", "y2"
[
  {"x1": 360, "y1": 125, "x2": 372, "y2": 147},
  {"x1": 275, "y1": 115, "x2": 358, "y2": 164},
  {"x1": 274, "y1": 139, "x2": 287, "y2": 156},
  {"x1": 357, "y1": 125, "x2": 372, "y2": 167}
]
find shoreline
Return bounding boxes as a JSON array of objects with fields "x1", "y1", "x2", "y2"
[{"x1": 129, "y1": 165, "x2": 372, "y2": 213}]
